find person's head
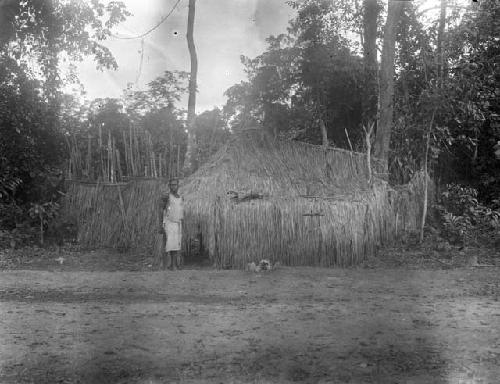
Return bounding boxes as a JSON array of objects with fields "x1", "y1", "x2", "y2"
[{"x1": 169, "y1": 178, "x2": 179, "y2": 194}]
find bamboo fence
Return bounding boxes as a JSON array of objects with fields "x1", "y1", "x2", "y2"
[{"x1": 67, "y1": 123, "x2": 182, "y2": 183}]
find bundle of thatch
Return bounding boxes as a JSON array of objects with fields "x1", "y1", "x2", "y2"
[
  {"x1": 387, "y1": 170, "x2": 433, "y2": 236},
  {"x1": 64, "y1": 129, "x2": 425, "y2": 268}
]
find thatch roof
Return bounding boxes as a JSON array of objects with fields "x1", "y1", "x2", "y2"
[{"x1": 181, "y1": 129, "x2": 380, "y2": 200}]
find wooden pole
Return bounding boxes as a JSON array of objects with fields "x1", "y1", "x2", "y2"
[
  {"x1": 129, "y1": 124, "x2": 135, "y2": 176},
  {"x1": 164, "y1": 147, "x2": 168, "y2": 178},
  {"x1": 159, "y1": 153, "x2": 162, "y2": 178},
  {"x1": 319, "y1": 118, "x2": 328, "y2": 147},
  {"x1": 99, "y1": 123, "x2": 104, "y2": 180},
  {"x1": 87, "y1": 133, "x2": 91, "y2": 180},
  {"x1": 362, "y1": 122, "x2": 374, "y2": 184},
  {"x1": 122, "y1": 130, "x2": 129, "y2": 177},
  {"x1": 136, "y1": 129, "x2": 141, "y2": 176},
  {"x1": 72, "y1": 133, "x2": 80, "y2": 178},
  {"x1": 177, "y1": 145, "x2": 180, "y2": 177},
  {"x1": 68, "y1": 155, "x2": 72, "y2": 180},
  {"x1": 419, "y1": 109, "x2": 436, "y2": 243},
  {"x1": 107, "y1": 130, "x2": 112, "y2": 182},
  {"x1": 116, "y1": 147, "x2": 123, "y2": 182},
  {"x1": 168, "y1": 127, "x2": 173, "y2": 179}
]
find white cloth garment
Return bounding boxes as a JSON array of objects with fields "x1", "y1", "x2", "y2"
[
  {"x1": 163, "y1": 193, "x2": 183, "y2": 252},
  {"x1": 164, "y1": 220, "x2": 182, "y2": 252},
  {"x1": 165, "y1": 194, "x2": 183, "y2": 222}
]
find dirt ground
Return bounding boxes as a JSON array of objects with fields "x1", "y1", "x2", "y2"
[{"x1": 0, "y1": 246, "x2": 499, "y2": 383}]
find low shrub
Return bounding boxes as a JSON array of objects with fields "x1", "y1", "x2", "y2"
[{"x1": 436, "y1": 183, "x2": 500, "y2": 247}]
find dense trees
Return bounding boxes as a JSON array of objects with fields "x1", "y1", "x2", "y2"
[
  {"x1": 221, "y1": 0, "x2": 499, "y2": 203},
  {"x1": 223, "y1": 1, "x2": 366, "y2": 148},
  {"x1": 0, "y1": 0, "x2": 129, "y2": 229},
  {"x1": 0, "y1": 55, "x2": 64, "y2": 206},
  {"x1": 389, "y1": 0, "x2": 500, "y2": 202}
]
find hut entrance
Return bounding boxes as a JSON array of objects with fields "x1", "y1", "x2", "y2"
[{"x1": 184, "y1": 230, "x2": 211, "y2": 268}]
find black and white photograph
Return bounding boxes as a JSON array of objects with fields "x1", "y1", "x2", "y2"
[{"x1": 0, "y1": 0, "x2": 499, "y2": 382}]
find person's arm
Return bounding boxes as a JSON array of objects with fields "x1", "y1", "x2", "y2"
[
  {"x1": 180, "y1": 197, "x2": 184, "y2": 222},
  {"x1": 158, "y1": 196, "x2": 168, "y2": 233}
]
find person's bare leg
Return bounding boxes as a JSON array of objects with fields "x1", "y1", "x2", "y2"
[
  {"x1": 170, "y1": 251, "x2": 182, "y2": 270},
  {"x1": 162, "y1": 250, "x2": 169, "y2": 270},
  {"x1": 160, "y1": 232, "x2": 167, "y2": 270},
  {"x1": 176, "y1": 251, "x2": 183, "y2": 270},
  {"x1": 169, "y1": 251, "x2": 176, "y2": 270}
]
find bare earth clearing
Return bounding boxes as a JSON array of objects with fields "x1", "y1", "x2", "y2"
[{"x1": 0, "y1": 248, "x2": 499, "y2": 383}]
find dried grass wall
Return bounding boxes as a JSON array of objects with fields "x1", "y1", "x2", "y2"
[
  {"x1": 64, "y1": 178, "x2": 424, "y2": 267},
  {"x1": 183, "y1": 182, "x2": 424, "y2": 269},
  {"x1": 64, "y1": 179, "x2": 163, "y2": 250}
]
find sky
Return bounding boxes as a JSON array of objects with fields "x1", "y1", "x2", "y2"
[{"x1": 75, "y1": 0, "x2": 296, "y2": 112}]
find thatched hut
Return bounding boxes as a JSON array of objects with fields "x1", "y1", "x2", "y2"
[{"x1": 64, "y1": 129, "x2": 424, "y2": 268}]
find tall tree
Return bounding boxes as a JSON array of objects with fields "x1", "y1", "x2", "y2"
[
  {"x1": 420, "y1": 0, "x2": 446, "y2": 241},
  {"x1": 183, "y1": 0, "x2": 198, "y2": 176},
  {"x1": 373, "y1": 0, "x2": 404, "y2": 172},
  {"x1": 436, "y1": 0, "x2": 447, "y2": 84},
  {"x1": 362, "y1": 0, "x2": 379, "y2": 128}
]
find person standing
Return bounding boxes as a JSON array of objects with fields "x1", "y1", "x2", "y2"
[{"x1": 158, "y1": 178, "x2": 184, "y2": 270}]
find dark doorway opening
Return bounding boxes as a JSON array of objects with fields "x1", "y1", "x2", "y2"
[{"x1": 184, "y1": 230, "x2": 211, "y2": 269}]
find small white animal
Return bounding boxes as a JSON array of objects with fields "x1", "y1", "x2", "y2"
[
  {"x1": 246, "y1": 262, "x2": 257, "y2": 272},
  {"x1": 54, "y1": 257, "x2": 65, "y2": 265},
  {"x1": 246, "y1": 259, "x2": 280, "y2": 272}
]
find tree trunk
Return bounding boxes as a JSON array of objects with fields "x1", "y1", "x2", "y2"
[
  {"x1": 437, "y1": 0, "x2": 447, "y2": 84},
  {"x1": 373, "y1": 0, "x2": 404, "y2": 173},
  {"x1": 362, "y1": 0, "x2": 379, "y2": 127},
  {"x1": 183, "y1": 0, "x2": 198, "y2": 176}
]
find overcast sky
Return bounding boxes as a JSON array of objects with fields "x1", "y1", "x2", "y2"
[{"x1": 75, "y1": 0, "x2": 295, "y2": 112}]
